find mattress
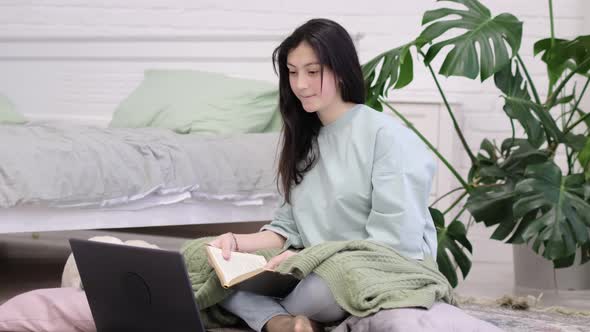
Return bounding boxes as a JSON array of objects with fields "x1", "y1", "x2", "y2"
[{"x1": 0, "y1": 123, "x2": 280, "y2": 209}]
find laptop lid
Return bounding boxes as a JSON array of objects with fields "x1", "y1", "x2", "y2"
[{"x1": 69, "y1": 238, "x2": 205, "y2": 332}]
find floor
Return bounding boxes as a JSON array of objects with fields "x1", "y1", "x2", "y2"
[
  {"x1": 455, "y1": 258, "x2": 590, "y2": 312},
  {"x1": 1, "y1": 228, "x2": 590, "y2": 312}
]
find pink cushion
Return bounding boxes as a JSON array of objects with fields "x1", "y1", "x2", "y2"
[
  {"x1": 332, "y1": 302, "x2": 504, "y2": 332},
  {"x1": 0, "y1": 288, "x2": 95, "y2": 332}
]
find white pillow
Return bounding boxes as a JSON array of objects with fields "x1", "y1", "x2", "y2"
[{"x1": 61, "y1": 236, "x2": 160, "y2": 289}]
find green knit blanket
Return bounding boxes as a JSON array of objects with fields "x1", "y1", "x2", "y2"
[{"x1": 181, "y1": 237, "x2": 456, "y2": 328}]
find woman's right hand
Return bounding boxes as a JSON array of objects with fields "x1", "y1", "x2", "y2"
[{"x1": 208, "y1": 232, "x2": 239, "y2": 260}]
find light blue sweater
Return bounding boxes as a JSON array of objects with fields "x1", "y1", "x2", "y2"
[{"x1": 261, "y1": 104, "x2": 438, "y2": 260}]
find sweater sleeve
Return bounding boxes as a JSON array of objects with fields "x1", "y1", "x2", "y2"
[
  {"x1": 260, "y1": 198, "x2": 304, "y2": 250},
  {"x1": 365, "y1": 127, "x2": 436, "y2": 260}
]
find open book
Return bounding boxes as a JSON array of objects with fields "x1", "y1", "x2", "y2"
[{"x1": 206, "y1": 245, "x2": 300, "y2": 298}]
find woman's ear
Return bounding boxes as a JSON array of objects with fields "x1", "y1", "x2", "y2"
[
  {"x1": 337, "y1": 77, "x2": 346, "y2": 97},
  {"x1": 336, "y1": 77, "x2": 344, "y2": 89}
]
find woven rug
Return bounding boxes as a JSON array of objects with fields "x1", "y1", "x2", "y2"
[
  {"x1": 456, "y1": 294, "x2": 590, "y2": 332},
  {"x1": 461, "y1": 303, "x2": 590, "y2": 332},
  {"x1": 207, "y1": 303, "x2": 590, "y2": 332}
]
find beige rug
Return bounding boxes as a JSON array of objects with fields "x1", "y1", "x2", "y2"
[
  {"x1": 462, "y1": 303, "x2": 590, "y2": 332},
  {"x1": 207, "y1": 300, "x2": 590, "y2": 332}
]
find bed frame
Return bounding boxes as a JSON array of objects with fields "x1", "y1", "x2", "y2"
[{"x1": 0, "y1": 199, "x2": 279, "y2": 234}]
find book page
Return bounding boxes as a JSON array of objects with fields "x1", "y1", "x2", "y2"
[{"x1": 207, "y1": 246, "x2": 267, "y2": 284}]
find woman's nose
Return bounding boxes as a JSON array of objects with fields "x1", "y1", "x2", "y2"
[{"x1": 296, "y1": 75, "x2": 308, "y2": 90}]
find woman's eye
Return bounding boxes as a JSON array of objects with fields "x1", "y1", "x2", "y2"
[
  {"x1": 288, "y1": 71, "x2": 297, "y2": 75},
  {"x1": 309, "y1": 71, "x2": 318, "y2": 75}
]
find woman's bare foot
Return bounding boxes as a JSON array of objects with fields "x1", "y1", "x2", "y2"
[
  {"x1": 293, "y1": 315, "x2": 323, "y2": 332},
  {"x1": 265, "y1": 314, "x2": 323, "y2": 332}
]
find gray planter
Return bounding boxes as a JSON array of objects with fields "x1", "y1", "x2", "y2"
[{"x1": 513, "y1": 244, "x2": 590, "y2": 290}]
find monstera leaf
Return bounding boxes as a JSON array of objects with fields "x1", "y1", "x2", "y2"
[
  {"x1": 430, "y1": 207, "x2": 472, "y2": 287},
  {"x1": 534, "y1": 35, "x2": 590, "y2": 87},
  {"x1": 499, "y1": 138, "x2": 551, "y2": 176},
  {"x1": 534, "y1": 37, "x2": 571, "y2": 88},
  {"x1": 466, "y1": 138, "x2": 551, "y2": 241},
  {"x1": 362, "y1": 43, "x2": 414, "y2": 110},
  {"x1": 513, "y1": 161, "x2": 590, "y2": 266},
  {"x1": 417, "y1": 0, "x2": 522, "y2": 81},
  {"x1": 494, "y1": 61, "x2": 563, "y2": 147},
  {"x1": 470, "y1": 138, "x2": 549, "y2": 184},
  {"x1": 468, "y1": 138, "x2": 502, "y2": 184},
  {"x1": 579, "y1": 137, "x2": 590, "y2": 181}
]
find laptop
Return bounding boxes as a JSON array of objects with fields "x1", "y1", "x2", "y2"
[{"x1": 69, "y1": 238, "x2": 206, "y2": 332}]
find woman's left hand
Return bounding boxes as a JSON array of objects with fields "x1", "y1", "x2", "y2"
[{"x1": 264, "y1": 250, "x2": 297, "y2": 270}]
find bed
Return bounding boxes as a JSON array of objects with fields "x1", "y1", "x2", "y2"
[
  {"x1": 0, "y1": 123, "x2": 282, "y2": 234},
  {"x1": 0, "y1": 34, "x2": 299, "y2": 234},
  {"x1": 0, "y1": 109, "x2": 286, "y2": 233}
]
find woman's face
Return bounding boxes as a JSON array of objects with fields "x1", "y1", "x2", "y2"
[{"x1": 287, "y1": 41, "x2": 341, "y2": 114}]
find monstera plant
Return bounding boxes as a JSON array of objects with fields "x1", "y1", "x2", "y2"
[{"x1": 363, "y1": 0, "x2": 590, "y2": 287}]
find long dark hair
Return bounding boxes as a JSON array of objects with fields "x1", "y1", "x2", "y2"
[{"x1": 272, "y1": 18, "x2": 365, "y2": 204}]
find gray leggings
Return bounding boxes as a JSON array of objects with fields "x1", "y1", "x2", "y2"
[{"x1": 219, "y1": 273, "x2": 348, "y2": 332}]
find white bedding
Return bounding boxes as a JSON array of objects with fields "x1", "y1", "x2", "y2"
[{"x1": 0, "y1": 123, "x2": 280, "y2": 209}]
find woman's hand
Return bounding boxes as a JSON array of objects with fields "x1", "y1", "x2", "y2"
[
  {"x1": 264, "y1": 250, "x2": 297, "y2": 270},
  {"x1": 208, "y1": 232, "x2": 239, "y2": 260}
]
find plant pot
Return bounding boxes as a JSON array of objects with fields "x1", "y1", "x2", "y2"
[{"x1": 513, "y1": 244, "x2": 590, "y2": 290}]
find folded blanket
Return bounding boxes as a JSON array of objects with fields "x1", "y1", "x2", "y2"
[{"x1": 181, "y1": 238, "x2": 455, "y2": 328}]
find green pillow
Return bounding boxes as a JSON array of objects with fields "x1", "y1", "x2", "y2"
[
  {"x1": 110, "y1": 70, "x2": 281, "y2": 134},
  {"x1": 259, "y1": 89, "x2": 283, "y2": 132},
  {"x1": 0, "y1": 94, "x2": 26, "y2": 124}
]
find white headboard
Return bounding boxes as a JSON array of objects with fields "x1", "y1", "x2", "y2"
[{"x1": 0, "y1": 33, "x2": 363, "y2": 127}]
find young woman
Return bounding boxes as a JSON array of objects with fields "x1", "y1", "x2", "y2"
[{"x1": 208, "y1": 18, "x2": 438, "y2": 332}]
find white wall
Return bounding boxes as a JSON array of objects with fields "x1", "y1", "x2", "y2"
[{"x1": 0, "y1": 0, "x2": 588, "y2": 264}]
